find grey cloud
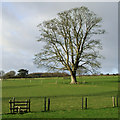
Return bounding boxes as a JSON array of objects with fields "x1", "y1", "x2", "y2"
[{"x1": 1, "y1": 2, "x2": 118, "y2": 74}]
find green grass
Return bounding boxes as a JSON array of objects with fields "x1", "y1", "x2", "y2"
[
  {"x1": 2, "y1": 76, "x2": 119, "y2": 118},
  {"x1": 2, "y1": 108, "x2": 118, "y2": 118}
]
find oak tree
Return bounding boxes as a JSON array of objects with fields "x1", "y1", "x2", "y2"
[{"x1": 34, "y1": 6, "x2": 105, "y2": 84}]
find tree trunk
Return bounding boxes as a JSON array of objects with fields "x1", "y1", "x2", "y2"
[{"x1": 70, "y1": 72, "x2": 77, "y2": 84}]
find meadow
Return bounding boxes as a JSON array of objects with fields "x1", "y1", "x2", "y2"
[{"x1": 2, "y1": 75, "x2": 119, "y2": 119}]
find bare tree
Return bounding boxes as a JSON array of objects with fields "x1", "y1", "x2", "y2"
[{"x1": 34, "y1": 6, "x2": 105, "y2": 84}]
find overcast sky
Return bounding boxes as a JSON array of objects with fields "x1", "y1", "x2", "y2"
[{"x1": 1, "y1": 2, "x2": 118, "y2": 74}]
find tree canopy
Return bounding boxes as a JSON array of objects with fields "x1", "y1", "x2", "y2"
[
  {"x1": 2, "y1": 71, "x2": 16, "y2": 79},
  {"x1": 34, "y1": 6, "x2": 105, "y2": 84},
  {"x1": 17, "y1": 69, "x2": 28, "y2": 78}
]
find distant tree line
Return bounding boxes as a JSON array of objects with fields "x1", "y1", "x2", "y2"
[
  {"x1": 0, "y1": 69, "x2": 118, "y2": 79},
  {"x1": 0, "y1": 69, "x2": 70, "y2": 79},
  {"x1": 28, "y1": 72, "x2": 70, "y2": 78},
  {"x1": 0, "y1": 69, "x2": 28, "y2": 79}
]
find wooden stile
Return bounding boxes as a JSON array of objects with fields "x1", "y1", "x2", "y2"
[{"x1": 9, "y1": 97, "x2": 31, "y2": 114}]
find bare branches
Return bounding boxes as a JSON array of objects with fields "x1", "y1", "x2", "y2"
[{"x1": 34, "y1": 6, "x2": 105, "y2": 76}]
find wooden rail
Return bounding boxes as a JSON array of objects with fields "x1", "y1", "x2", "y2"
[{"x1": 9, "y1": 97, "x2": 31, "y2": 114}]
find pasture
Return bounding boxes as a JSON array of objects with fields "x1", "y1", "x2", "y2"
[{"x1": 2, "y1": 75, "x2": 119, "y2": 118}]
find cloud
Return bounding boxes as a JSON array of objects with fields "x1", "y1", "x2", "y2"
[{"x1": 1, "y1": 2, "x2": 118, "y2": 74}]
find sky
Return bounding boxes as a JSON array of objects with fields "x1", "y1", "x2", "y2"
[{"x1": 0, "y1": 2, "x2": 118, "y2": 74}]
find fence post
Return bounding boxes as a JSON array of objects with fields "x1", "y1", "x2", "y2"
[
  {"x1": 26, "y1": 100, "x2": 28, "y2": 112},
  {"x1": 18, "y1": 107, "x2": 21, "y2": 113},
  {"x1": 48, "y1": 98, "x2": 50, "y2": 111},
  {"x1": 9, "y1": 99, "x2": 12, "y2": 113},
  {"x1": 85, "y1": 97, "x2": 88, "y2": 109},
  {"x1": 116, "y1": 96, "x2": 119, "y2": 107},
  {"x1": 29, "y1": 99, "x2": 31, "y2": 112},
  {"x1": 112, "y1": 96, "x2": 115, "y2": 107},
  {"x1": 13, "y1": 97, "x2": 15, "y2": 113},
  {"x1": 16, "y1": 106, "x2": 18, "y2": 113},
  {"x1": 81, "y1": 97, "x2": 84, "y2": 109},
  {"x1": 56, "y1": 80, "x2": 57, "y2": 84},
  {"x1": 44, "y1": 97, "x2": 46, "y2": 112}
]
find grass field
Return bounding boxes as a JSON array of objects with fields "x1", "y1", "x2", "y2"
[{"x1": 2, "y1": 75, "x2": 119, "y2": 119}]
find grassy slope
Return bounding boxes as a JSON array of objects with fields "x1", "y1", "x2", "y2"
[{"x1": 2, "y1": 76, "x2": 118, "y2": 118}]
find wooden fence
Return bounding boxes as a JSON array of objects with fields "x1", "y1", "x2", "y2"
[
  {"x1": 43, "y1": 96, "x2": 119, "y2": 111},
  {"x1": 9, "y1": 96, "x2": 119, "y2": 113}
]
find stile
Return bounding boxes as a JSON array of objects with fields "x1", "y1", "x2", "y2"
[{"x1": 9, "y1": 98, "x2": 31, "y2": 114}]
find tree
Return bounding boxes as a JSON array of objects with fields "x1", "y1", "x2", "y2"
[
  {"x1": 17, "y1": 69, "x2": 28, "y2": 78},
  {"x1": 34, "y1": 6, "x2": 105, "y2": 84},
  {"x1": 3, "y1": 71, "x2": 16, "y2": 79},
  {"x1": 0, "y1": 70, "x2": 5, "y2": 78}
]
